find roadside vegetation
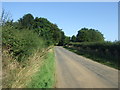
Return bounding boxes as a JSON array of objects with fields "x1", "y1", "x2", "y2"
[
  {"x1": 3, "y1": 26, "x2": 46, "y2": 62},
  {"x1": 27, "y1": 49, "x2": 55, "y2": 88},
  {"x1": 2, "y1": 9, "x2": 119, "y2": 88},
  {"x1": 2, "y1": 12, "x2": 66, "y2": 88},
  {"x1": 64, "y1": 28, "x2": 120, "y2": 70}
]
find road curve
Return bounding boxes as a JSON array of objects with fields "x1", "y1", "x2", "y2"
[{"x1": 55, "y1": 46, "x2": 118, "y2": 88}]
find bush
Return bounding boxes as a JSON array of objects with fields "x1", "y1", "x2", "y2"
[{"x1": 2, "y1": 26, "x2": 45, "y2": 62}]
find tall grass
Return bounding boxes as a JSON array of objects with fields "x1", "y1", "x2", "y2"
[{"x1": 27, "y1": 49, "x2": 55, "y2": 88}]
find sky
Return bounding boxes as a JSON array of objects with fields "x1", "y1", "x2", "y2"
[{"x1": 2, "y1": 2, "x2": 118, "y2": 41}]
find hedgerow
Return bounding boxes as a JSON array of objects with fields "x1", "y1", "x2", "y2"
[
  {"x1": 66, "y1": 41, "x2": 120, "y2": 69},
  {"x1": 2, "y1": 25, "x2": 45, "y2": 62}
]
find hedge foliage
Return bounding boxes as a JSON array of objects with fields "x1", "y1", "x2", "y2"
[
  {"x1": 67, "y1": 41, "x2": 120, "y2": 69},
  {"x1": 2, "y1": 26, "x2": 45, "y2": 62}
]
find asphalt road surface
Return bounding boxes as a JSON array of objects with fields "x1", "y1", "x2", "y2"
[{"x1": 55, "y1": 46, "x2": 118, "y2": 88}]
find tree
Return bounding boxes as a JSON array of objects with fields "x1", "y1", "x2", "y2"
[
  {"x1": 64, "y1": 36, "x2": 70, "y2": 45},
  {"x1": 18, "y1": 13, "x2": 34, "y2": 29},
  {"x1": 33, "y1": 17, "x2": 63, "y2": 45},
  {"x1": 15, "y1": 13, "x2": 66, "y2": 46},
  {"x1": 76, "y1": 28, "x2": 104, "y2": 42},
  {"x1": 58, "y1": 31, "x2": 65, "y2": 46},
  {"x1": 71, "y1": 35, "x2": 76, "y2": 42}
]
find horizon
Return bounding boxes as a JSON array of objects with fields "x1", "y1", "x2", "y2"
[{"x1": 3, "y1": 2, "x2": 118, "y2": 41}]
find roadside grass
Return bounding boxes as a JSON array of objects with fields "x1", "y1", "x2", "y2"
[
  {"x1": 2, "y1": 47, "x2": 55, "y2": 88},
  {"x1": 64, "y1": 47, "x2": 119, "y2": 70},
  {"x1": 2, "y1": 25, "x2": 56, "y2": 88},
  {"x1": 2, "y1": 48, "x2": 44, "y2": 88},
  {"x1": 27, "y1": 48, "x2": 56, "y2": 88}
]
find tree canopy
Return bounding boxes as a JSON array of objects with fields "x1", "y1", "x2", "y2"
[
  {"x1": 71, "y1": 35, "x2": 76, "y2": 42},
  {"x1": 18, "y1": 13, "x2": 34, "y2": 29},
  {"x1": 2, "y1": 12, "x2": 105, "y2": 46},
  {"x1": 15, "y1": 13, "x2": 66, "y2": 46},
  {"x1": 76, "y1": 28, "x2": 104, "y2": 42}
]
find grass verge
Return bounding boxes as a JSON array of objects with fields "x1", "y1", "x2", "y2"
[
  {"x1": 27, "y1": 48, "x2": 56, "y2": 88},
  {"x1": 64, "y1": 47, "x2": 119, "y2": 70}
]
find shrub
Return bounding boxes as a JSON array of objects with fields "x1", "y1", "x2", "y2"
[{"x1": 2, "y1": 26, "x2": 45, "y2": 62}]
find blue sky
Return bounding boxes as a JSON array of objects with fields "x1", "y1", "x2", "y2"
[{"x1": 3, "y1": 2, "x2": 118, "y2": 41}]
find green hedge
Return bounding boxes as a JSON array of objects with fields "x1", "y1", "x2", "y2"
[
  {"x1": 66, "y1": 41, "x2": 120, "y2": 69},
  {"x1": 2, "y1": 26, "x2": 45, "y2": 62},
  {"x1": 68, "y1": 42, "x2": 120, "y2": 53}
]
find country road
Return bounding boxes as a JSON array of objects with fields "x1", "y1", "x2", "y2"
[{"x1": 55, "y1": 46, "x2": 118, "y2": 88}]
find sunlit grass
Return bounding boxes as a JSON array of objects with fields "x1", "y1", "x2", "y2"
[{"x1": 27, "y1": 49, "x2": 56, "y2": 88}]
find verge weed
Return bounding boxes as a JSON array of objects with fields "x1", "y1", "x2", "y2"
[{"x1": 27, "y1": 49, "x2": 55, "y2": 88}]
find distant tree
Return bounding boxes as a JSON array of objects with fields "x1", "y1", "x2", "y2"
[
  {"x1": 64, "y1": 36, "x2": 70, "y2": 45},
  {"x1": 50, "y1": 24, "x2": 61, "y2": 44},
  {"x1": 76, "y1": 28, "x2": 104, "y2": 42},
  {"x1": 58, "y1": 31, "x2": 65, "y2": 46},
  {"x1": 71, "y1": 35, "x2": 76, "y2": 42}
]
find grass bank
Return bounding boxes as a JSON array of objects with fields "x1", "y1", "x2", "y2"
[
  {"x1": 27, "y1": 48, "x2": 56, "y2": 88},
  {"x1": 3, "y1": 47, "x2": 55, "y2": 88},
  {"x1": 2, "y1": 25, "x2": 56, "y2": 88}
]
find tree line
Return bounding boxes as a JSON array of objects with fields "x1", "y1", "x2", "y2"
[
  {"x1": 3, "y1": 13, "x2": 105, "y2": 46},
  {"x1": 2, "y1": 12, "x2": 109, "y2": 62},
  {"x1": 2, "y1": 11, "x2": 119, "y2": 69},
  {"x1": 3, "y1": 13, "x2": 71, "y2": 46},
  {"x1": 2, "y1": 13, "x2": 72, "y2": 62}
]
